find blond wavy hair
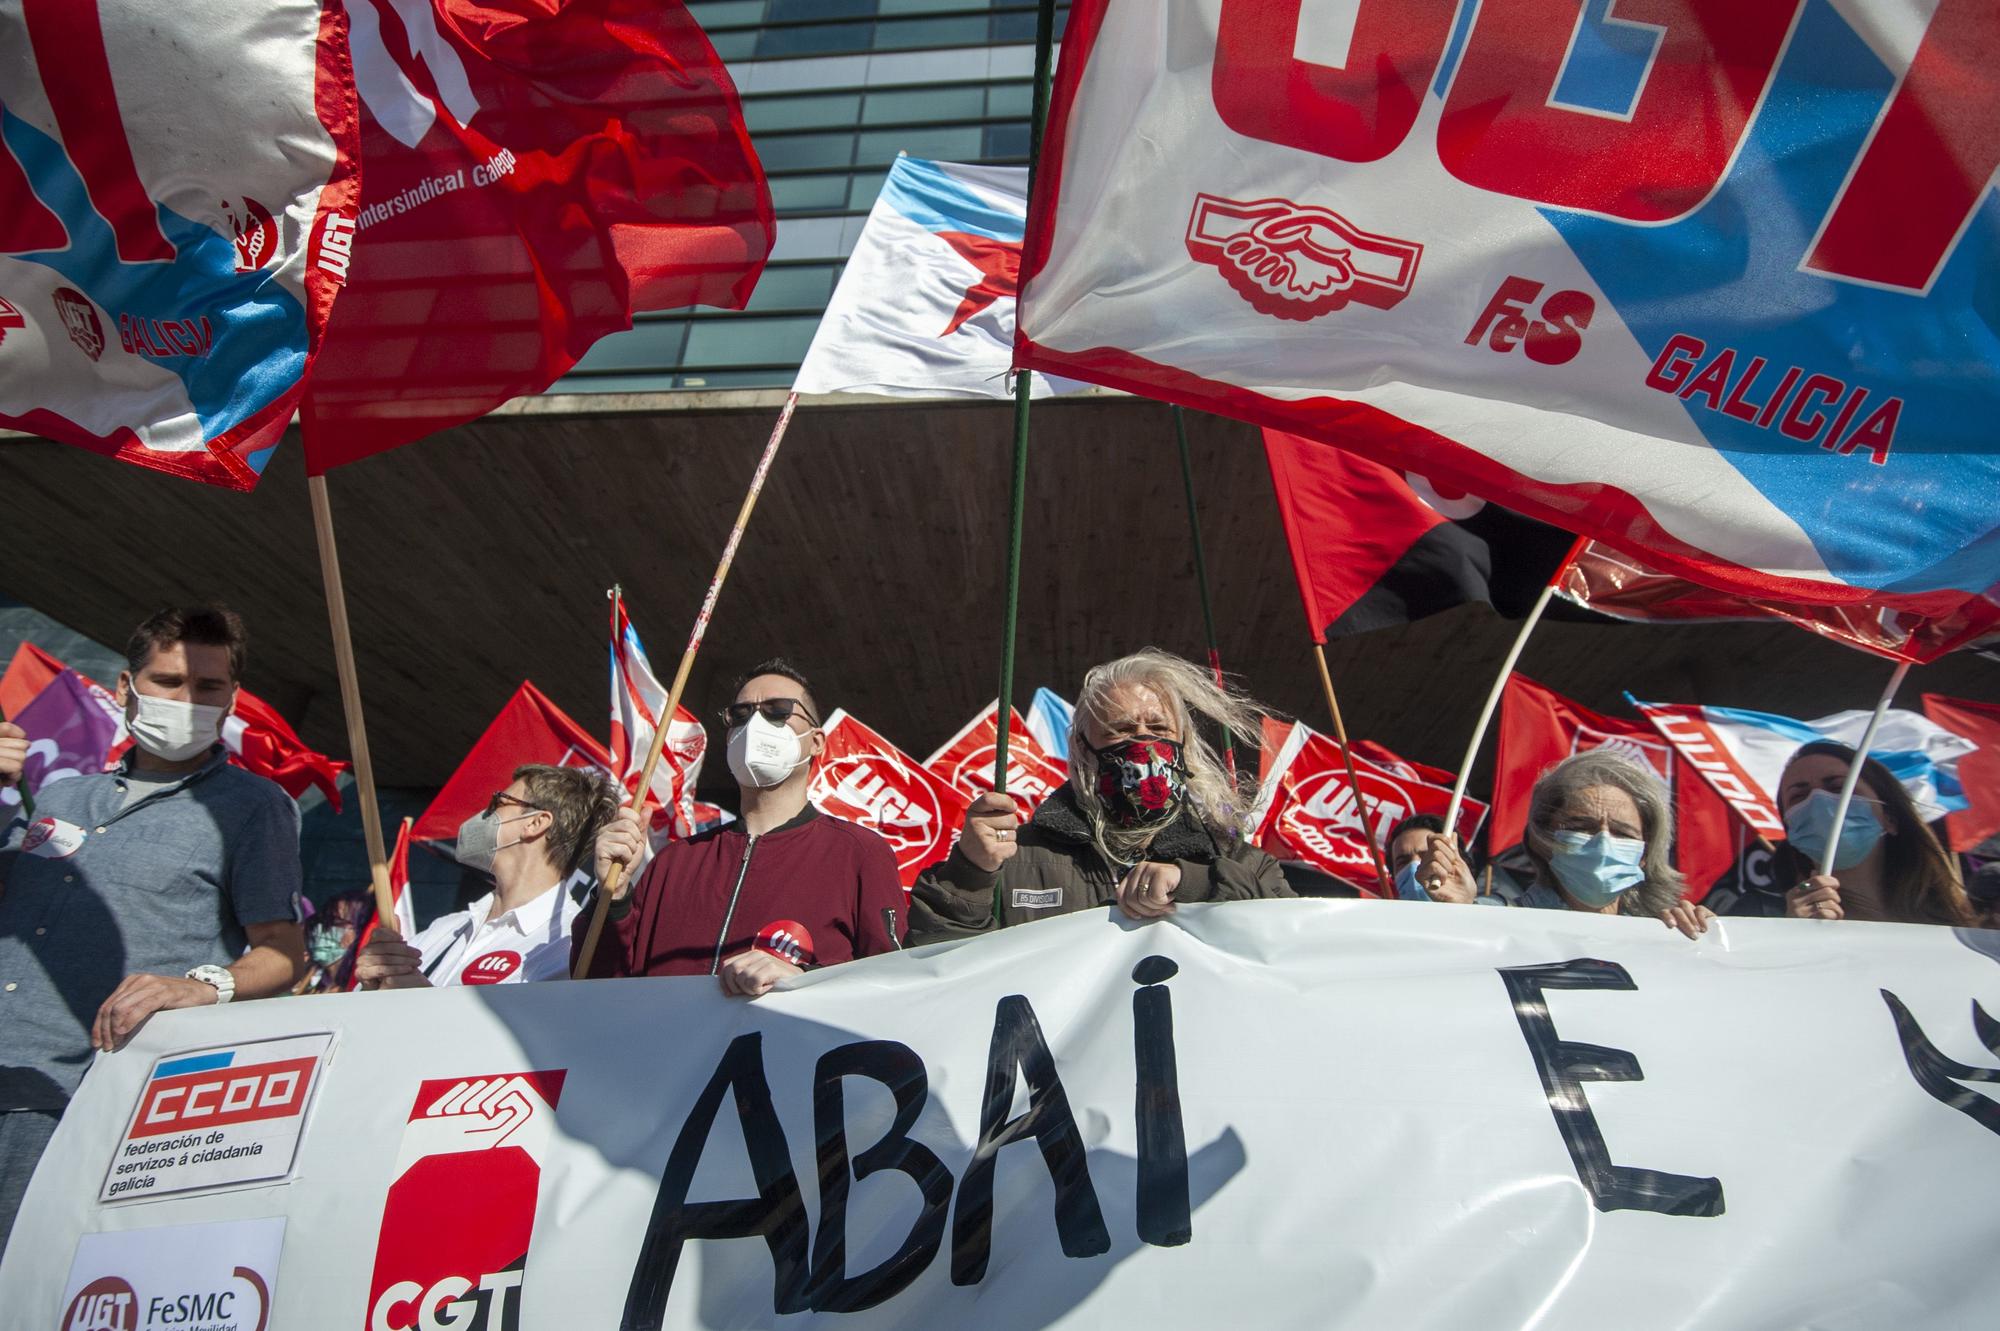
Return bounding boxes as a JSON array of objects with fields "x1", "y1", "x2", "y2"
[{"x1": 1068, "y1": 649, "x2": 1269, "y2": 867}]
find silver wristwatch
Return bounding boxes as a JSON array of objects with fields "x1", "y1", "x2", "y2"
[{"x1": 185, "y1": 964, "x2": 236, "y2": 1004}]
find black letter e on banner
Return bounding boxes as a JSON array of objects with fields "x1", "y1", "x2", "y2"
[{"x1": 1499, "y1": 960, "x2": 1724, "y2": 1218}]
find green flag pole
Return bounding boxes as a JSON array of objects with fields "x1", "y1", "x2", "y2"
[
  {"x1": 991, "y1": 0, "x2": 1059, "y2": 793},
  {"x1": 1172, "y1": 405, "x2": 1235, "y2": 771}
]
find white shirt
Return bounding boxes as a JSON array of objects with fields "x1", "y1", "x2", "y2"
[{"x1": 408, "y1": 878, "x2": 583, "y2": 987}]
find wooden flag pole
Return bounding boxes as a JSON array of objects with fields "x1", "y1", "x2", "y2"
[
  {"x1": 307, "y1": 474, "x2": 398, "y2": 928},
  {"x1": 1442, "y1": 535, "x2": 1589, "y2": 839},
  {"x1": 572, "y1": 391, "x2": 799, "y2": 978},
  {"x1": 1817, "y1": 659, "x2": 1911, "y2": 875},
  {"x1": 1311, "y1": 641, "x2": 1393, "y2": 896},
  {"x1": 988, "y1": 0, "x2": 1059, "y2": 793}
]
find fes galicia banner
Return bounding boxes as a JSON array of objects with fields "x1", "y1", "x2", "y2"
[
  {"x1": 1016, "y1": 1, "x2": 2000, "y2": 613},
  {"x1": 6, "y1": 906, "x2": 2000, "y2": 1328},
  {"x1": 0, "y1": 0, "x2": 359, "y2": 489},
  {"x1": 810, "y1": 709, "x2": 970, "y2": 888}
]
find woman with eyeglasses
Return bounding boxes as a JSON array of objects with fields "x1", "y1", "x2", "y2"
[
  {"x1": 907, "y1": 649, "x2": 1293, "y2": 945},
  {"x1": 1769, "y1": 740, "x2": 1974, "y2": 927}
]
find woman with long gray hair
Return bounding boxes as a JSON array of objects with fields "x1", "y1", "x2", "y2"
[
  {"x1": 1519, "y1": 748, "x2": 1715, "y2": 938},
  {"x1": 907, "y1": 649, "x2": 1293, "y2": 944}
]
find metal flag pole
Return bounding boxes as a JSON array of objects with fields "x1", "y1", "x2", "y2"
[
  {"x1": 1442, "y1": 534, "x2": 1590, "y2": 839},
  {"x1": 1173, "y1": 405, "x2": 1236, "y2": 770},
  {"x1": 1818, "y1": 659, "x2": 1912, "y2": 875},
  {"x1": 990, "y1": 0, "x2": 1059, "y2": 793},
  {"x1": 307, "y1": 474, "x2": 399, "y2": 928},
  {"x1": 572, "y1": 391, "x2": 799, "y2": 978}
]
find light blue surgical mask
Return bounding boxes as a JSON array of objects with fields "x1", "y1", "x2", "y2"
[
  {"x1": 1547, "y1": 830, "x2": 1646, "y2": 908},
  {"x1": 1784, "y1": 789, "x2": 1884, "y2": 870},
  {"x1": 1392, "y1": 859, "x2": 1432, "y2": 902}
]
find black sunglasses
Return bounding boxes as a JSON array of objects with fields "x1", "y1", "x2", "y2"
[
  {"x1": 720, "y1": 697, "x2": 819, "y2": 729},
  {"x1": 485, "y1": 791, "x2": 547, "y2": 818}
]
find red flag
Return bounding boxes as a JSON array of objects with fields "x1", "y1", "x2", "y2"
[
  {"x1": 808, "y1": 710, "x2": 970, "y2": 889},
  {"x1": 225, "y1": 692, "x2": 351, "y2": 810},
  {"x1": 301, "y1": 0, "x2": 774, "y2": 466},
  {"x1": 1253, "y1": 722, "x2": 1486, "y2": 895},
  {"x1": 0, "y1": 643, "x2": 67, "y2": 719},
  {"x1": 1263, "y1": 429, "x2": 1582, "y2": 639},
  {"x1": 1921, "y1": 694, "x2": 2000, "y2": 852},
  {"x1": 413, "y1": 682, "x2": 610, "y2": 842},
  {"x1": 351, "y1": 817, "x2": 419, "y2": 980},
  {"x1": 1558, "y1": 542, "x2": 2000, "y2": 665},
  {"x1": 924, "y1": 701, "x2": 1067, "y2": 821},
  {"x1": 1493, "y1": 674, "x2": 1733, "y2": 898}
]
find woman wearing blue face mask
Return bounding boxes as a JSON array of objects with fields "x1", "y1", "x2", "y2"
[
  {"x1": 1773, "y1": 741, "x2": 1973, "y2": 927},
  {"x1": 1521, "y1": 750, "x2": 1714, "y2": 939}
]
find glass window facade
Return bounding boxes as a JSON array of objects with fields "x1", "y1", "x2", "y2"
[{"x1": 554, "y1": 4, "x2": 1064, "y2": 394}]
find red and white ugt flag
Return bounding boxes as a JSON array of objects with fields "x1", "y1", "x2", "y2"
[
  {"x1": 810, "y1": 710, "x2": 970, "y2": 889},
  {"x1": 1252, "y1": 721, "x2": 1486, "y2": 896},
  {"x1": 609, "y1": 600, "x2": 706, "y2": 841},
  {"x1": 925, "y1": 699, "x2": 1067, "y2": 820},
  {"x1": 0, "y1": 0, "x2": 359, "y2": 488},
  {"x1": 301, "y1": 0, "x2": 773, "y2": 465}
]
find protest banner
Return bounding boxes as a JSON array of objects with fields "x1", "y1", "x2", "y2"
[
  {"x1": 6, "y1": 905, "x2": 1999, "y2": 1328},
  {"x1": 1016, "y1": 1, "x2": 2000, "y2": 615},
  {"x1": 811, "y1": 710, "x2": 971, "y2": 888},
  {"x1": 0, "y1": 0, "x2": 358, "y2": 488}
]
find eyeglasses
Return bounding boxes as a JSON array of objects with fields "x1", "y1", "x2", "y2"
[
  {"x1": 720, "y1": 697, "x2": 819, "y2": 729},
  {"x1": 485, "y1": 791, "x2": 547, "y2": 818}
]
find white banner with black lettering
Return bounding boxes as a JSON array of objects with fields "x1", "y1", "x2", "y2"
[{"x1": 4, "y1": 904, "x2": 1999, "y2": 1329}]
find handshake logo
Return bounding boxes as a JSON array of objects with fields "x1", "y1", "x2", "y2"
[{"x1": 1185, "y1": 193, "x2": 1422, "y2": 321}]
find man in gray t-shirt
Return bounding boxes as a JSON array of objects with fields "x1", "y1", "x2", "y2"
[{"x1": 0, "y1": 604, "x2": 305, "y2": 1257}]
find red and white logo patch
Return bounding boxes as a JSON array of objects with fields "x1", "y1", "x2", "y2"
[
  {"x1": 23, "y1": 816, "x2": 86, "y2": 859},
  {"x1": 62, "y1": 1275, "x2": 138, "y2": 1331},
  {"x1": 1185, "y1": 193, "x2": 1422, "y2": 320},
  {"x1": 52, "y1": 287, "x2": 105, "y2": 360},
  {"x1": 753, "y1": 920, "x2": 815, "y2": 968},
  {"x1": 0, "y1": 295, "x2": 23, "y2": 348},
  {"x1": 461, "y1": 950, "x2": 522, "y2": 986}
]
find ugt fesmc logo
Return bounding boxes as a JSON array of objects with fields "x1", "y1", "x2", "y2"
[
  {"x1": 368, "y1": 1072, "x2": 566, "y2": 1331},
  {"x1": 1185, "y1": 194, "x2": 1422, "y2": 321}
]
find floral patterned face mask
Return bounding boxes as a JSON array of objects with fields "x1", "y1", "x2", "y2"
[{"x1": 1092, "y1": 736, "x2": 1189, "y2": 828}]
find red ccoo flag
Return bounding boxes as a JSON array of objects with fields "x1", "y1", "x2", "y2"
[{"x1": 301, "y1": 0, "x2": 774, "y2": 465}]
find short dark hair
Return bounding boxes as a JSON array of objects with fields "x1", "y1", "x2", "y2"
[
  {"x1": 730, "y1": 657, "x2": 820, "y2": 724},
  {"x1": 126, "y1": 604, "x2": 248, "y2": 683},
  {"x1": 513, "y1": 764, "x2": 619, "y2": 877},
  {"x1": 1385, "y1": 812, "x2": 1444, "y2": 855}
]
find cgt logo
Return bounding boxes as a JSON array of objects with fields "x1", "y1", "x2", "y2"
[
  {"x1": 1185, "y1": 193, "x2": 1421, "y2": 321},
  {"x1": 61, "y1": 1277, "x2": 137, "y2": 1331},
  {"x1": 462, "y1": 951, "x2": 523, "y2": 986},
  {"x1": 132, "y1": 1056, "x2": 315, "y2": 1137}
]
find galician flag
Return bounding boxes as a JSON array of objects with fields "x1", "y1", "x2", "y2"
[
  {"x1": 1629, "y1": 697, "x2": 1975, "y2": 834},
  {"x1": 793, "y1": 156, "x2": 1089, "y2": 399},
  {"x1": 610, "y1": 597, "x2": 707, "y2": 839}
]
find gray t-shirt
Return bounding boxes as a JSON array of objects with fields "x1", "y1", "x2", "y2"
[{"x1": 0, "y1": 748, "x2": 303, "y2": 1111}]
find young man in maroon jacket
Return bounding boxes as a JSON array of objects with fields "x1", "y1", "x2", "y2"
[{"x1": 576, "y1": 659, "x2": 906, "y2": 995}]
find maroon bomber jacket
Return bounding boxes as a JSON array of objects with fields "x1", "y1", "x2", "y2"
[{"x1": 576, "y1": 806, "x2": 906, "y2": 978}]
